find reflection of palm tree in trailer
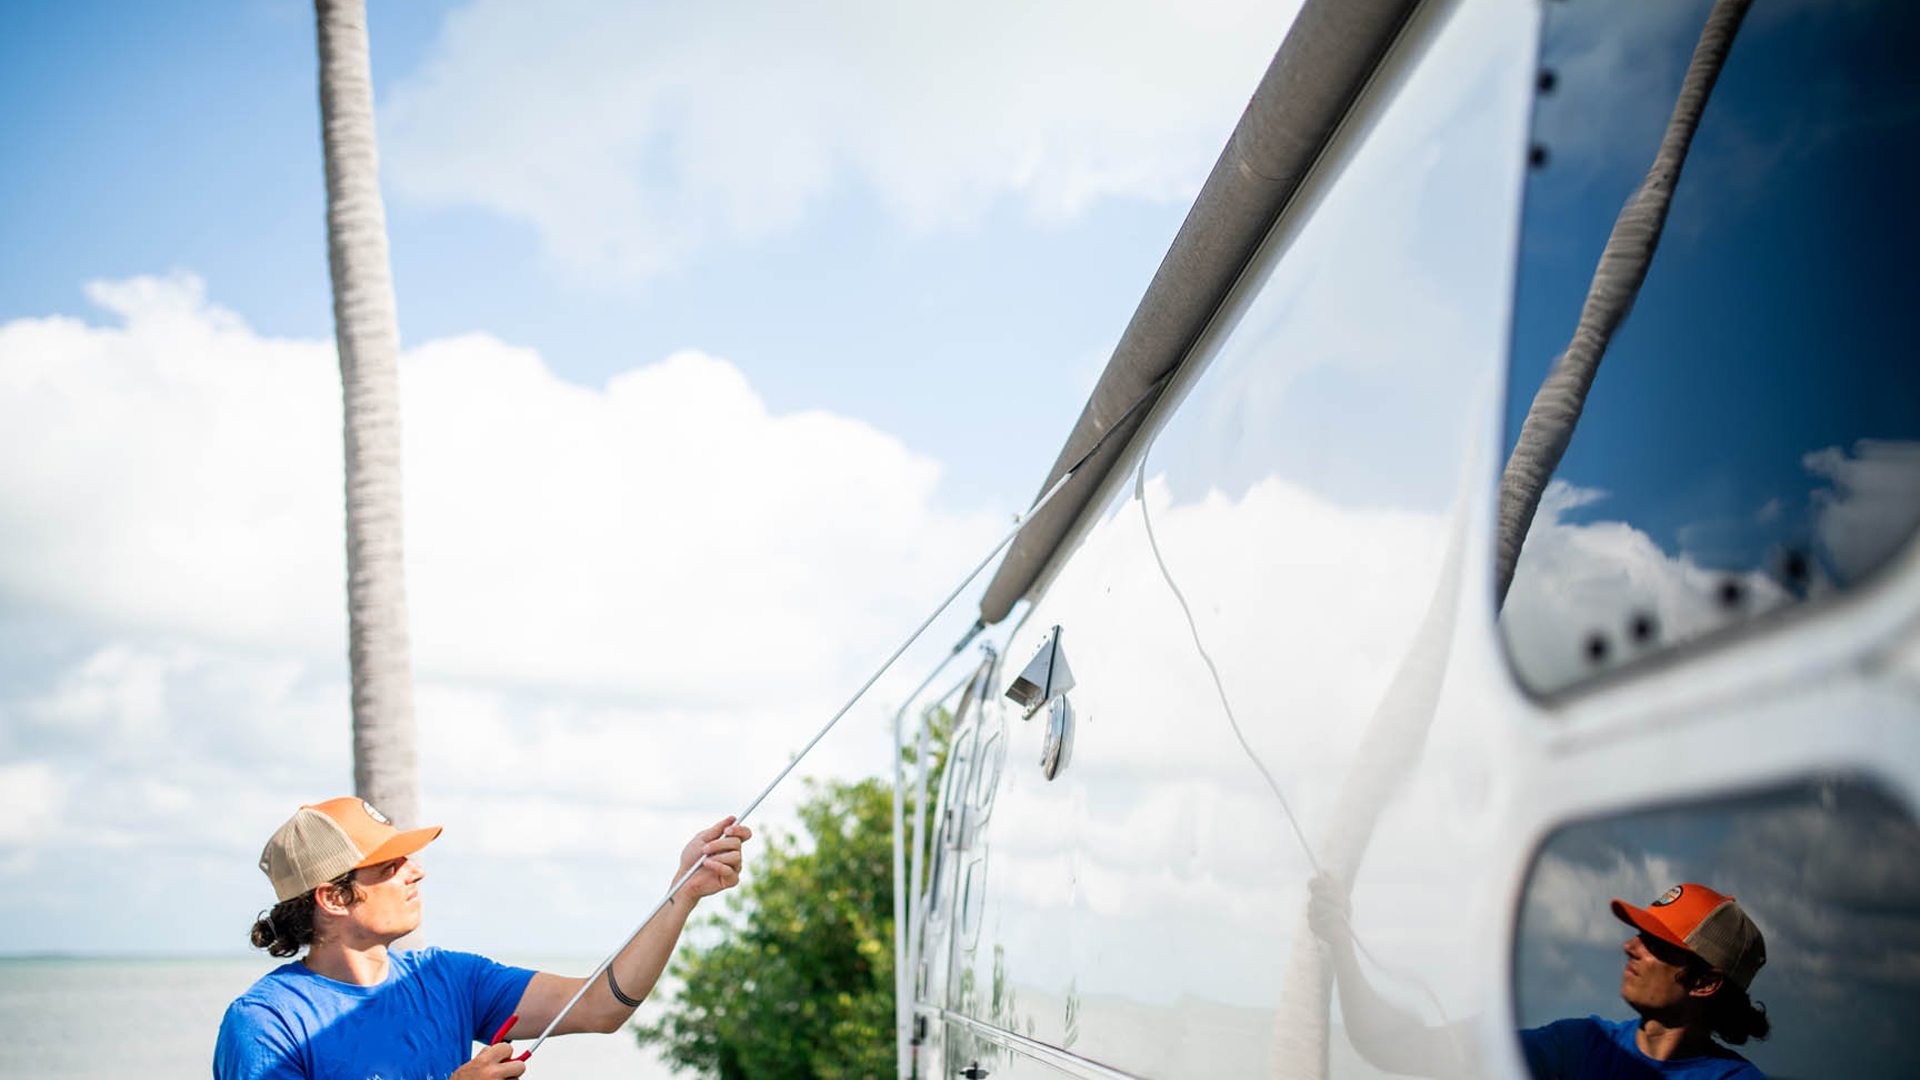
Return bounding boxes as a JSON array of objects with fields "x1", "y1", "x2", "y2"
[
  {"x1": 1495, "y1": 0, "x2": 1754, "y2": 607},
  {"x1": 1283, "y1": 2, "x2": 1753, "y2": 1078},
  {"x1": 313, "y1": 0, "x2": 423, "y2": 847}
]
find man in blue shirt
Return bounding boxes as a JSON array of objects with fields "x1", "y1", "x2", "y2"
[
  {"x1": 1519, "y1": 882, "x2": 1772, "y2": 1080},
  {"x1": 214, "y1": 796, "x2": 750, "y2": 1080}
]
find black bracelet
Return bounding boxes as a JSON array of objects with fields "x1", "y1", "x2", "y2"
[{"x1": 606, "y1": 966, "x2": 643, "y2": 1008}]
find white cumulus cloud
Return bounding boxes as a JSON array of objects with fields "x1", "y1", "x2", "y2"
[
  {"x1": 379, "y1": 0, "x2": 1302, "y2": 283},
  {"x1": 0, "y1": 273, "x2": 1000, "y2": 951},
  {"x1": 0, "y1": 273, "x2": 996, "y2": 700}
]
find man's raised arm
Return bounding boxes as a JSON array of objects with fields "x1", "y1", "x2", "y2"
[{"x1": 504, "y1": 816, "x2": 752, "y2": 1039}]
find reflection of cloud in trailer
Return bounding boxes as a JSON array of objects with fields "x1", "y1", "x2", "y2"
[
  {"x1": 1806, "y1": 440, "x2": 1920, "y2": 583},
  {"x1": 1502, "y1": 437, "x2": 1920, "y2": 692},
  {"x1": 1531, "y1": 0, "x2": 1860, "y2": 213}
]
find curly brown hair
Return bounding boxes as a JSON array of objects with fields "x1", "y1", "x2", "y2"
[
  {"x1": 248, "y1": 868, "x2": 365, "y2": 957},
  {"x1": 1679, "y1": 960, "x2": 1771, "y2": 1045},
  {"x1": 1700, "y1": 982, "x2": 1771, "y2": 1045}
]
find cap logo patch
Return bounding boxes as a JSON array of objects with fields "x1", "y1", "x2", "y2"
[
  {"x1": 361, "y1": 801, "x2": 392, "y2": 826},
  {"x1": 1652, "y1": 885, "x2": 1683, "y2": 907}
]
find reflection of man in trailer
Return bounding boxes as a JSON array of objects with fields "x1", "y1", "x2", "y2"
[
  {"x1": 1519, "y1": 883, "x2": 1771, "y2": 1080},
  {"x1": 1309, "y1": 878, "x2": 1771, "y2": 1079}
]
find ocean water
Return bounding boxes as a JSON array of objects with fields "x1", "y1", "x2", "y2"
[{"x1": 0, "y1": 956, "x2": 678, "y2": 1078}]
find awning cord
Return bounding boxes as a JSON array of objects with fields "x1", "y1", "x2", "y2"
[
  {"x1": 1135, "y1": 451, "x2": 1461, "y2": 1058},
  {"x1": 519, "y1": 371, "x2": 1174, "y2": 1059}
]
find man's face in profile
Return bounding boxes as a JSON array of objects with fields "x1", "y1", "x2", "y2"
[
  {"x1": 1620, "y1": 931, "x2": 1697, "y2": 1011},
  {"x1": 345, "y1": 854, "x2": 426, "y2": 939}
]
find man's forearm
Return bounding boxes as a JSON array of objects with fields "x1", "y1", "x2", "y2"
[{"x1": 575, "y1": 890, "x2": 698, "y2": 1031}]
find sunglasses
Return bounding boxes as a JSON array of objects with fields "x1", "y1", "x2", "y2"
[{"x1": 354, "y1": 855, "x2": 413, "y2": 885}]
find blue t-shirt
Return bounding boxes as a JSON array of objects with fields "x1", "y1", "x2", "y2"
[
  {"x1": 1520, "y1": 1016, "x2": 1765, "y2": 1080},
  {"x1": 213, "y1": 948, "x2": 535, "y2": 1080}
]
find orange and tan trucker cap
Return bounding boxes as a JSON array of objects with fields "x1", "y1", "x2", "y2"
[
  {"x1": 1612, "y1": 882, "x2": 1767, "y2": 991},
  {"x1": 258, "y1": 797, "x2": 442, "y2": 902}
]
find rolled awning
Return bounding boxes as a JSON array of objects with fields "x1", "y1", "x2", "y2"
[{"x1": 976, "y1": 0, "x2": 1422, "y2": 626}]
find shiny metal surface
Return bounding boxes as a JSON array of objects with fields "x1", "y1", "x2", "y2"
[
  {"x1": 1007, "y1": 627, "x2": 1075, "y2": 719},
  {"x1": 917, "y1": 1, "x2": 1541, "y2": 1073},
  {"x1": 900, "y1": 0, "x2": 1920, "y2": 1077},
  {"x1": 1038, "y1": 696, "x2": 1074, "y2": 782},
  {"x1": 919, "y1": 718, "x2": 977, "y2": 1016},
  {"x1": 933, "y1": 1008, "x2": 1146, "y2": 1080}
]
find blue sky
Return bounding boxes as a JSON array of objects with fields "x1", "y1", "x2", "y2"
[
  {"x1": 1506, "y1": 0, "x2": 1920, "y2": 582},
  {"x1": 0, "y1": 0, "x2": 1253, "y2": 511},
  {"x1": 0, "y1": 0, "x2": 1303, "y2": 956}
]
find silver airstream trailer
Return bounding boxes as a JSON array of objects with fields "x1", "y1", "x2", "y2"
[{"x1": 890, "y1": 0, "x2": 1920, "y2": 1077}]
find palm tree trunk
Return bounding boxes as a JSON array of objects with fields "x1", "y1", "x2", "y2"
[
  {"x1": 1494, "y1": 0, "x2": 1753, "y2": 608},
  {"x1": 315, "y1": 0, "x2": 420, "y2": 833}
]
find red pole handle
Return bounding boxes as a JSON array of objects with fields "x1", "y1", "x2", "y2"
[
  {"x1": 488, "y1": 1014, "x2": 519, "y2": 1045},
  {"x1": 488, "y1": 1014, "x2": 534, "y2": 1062}
]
